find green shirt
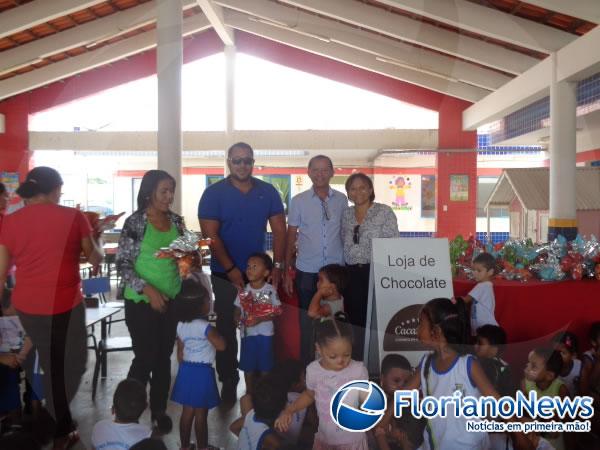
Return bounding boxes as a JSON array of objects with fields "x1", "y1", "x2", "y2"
[
  {"x1": 524, "y1": 378, "x2": 564, "y2": 397},
  {"x1": 124, "y1": 223, "x2": 181, "y2": 303}
]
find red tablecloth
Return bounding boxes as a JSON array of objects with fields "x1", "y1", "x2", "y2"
[
  {"x1": 454, "y1": 278, "x2": 600, "y2": 375},
  {"x1": 274, "y1": 278, "x2": 600, "y2": 375}
]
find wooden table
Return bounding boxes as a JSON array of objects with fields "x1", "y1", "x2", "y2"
[
  {"x1": 103, "y1": 243, "x2": 118, "y2": 255},
  {"x1": 86, "y1": 306, "x2": 122, "y2": 378}
]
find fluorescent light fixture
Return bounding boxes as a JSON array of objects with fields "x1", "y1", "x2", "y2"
[
  {"x1": 379, "y1": 149, "x2": 437, "y2": 155},
  {"x1": 376, "y1": 56, "x2": 458, "y2": 83},
  {"x1": 186, "y1": 150, "x2": 224, "y2": 157},
  {"x1": 248, "y1": 16, "x2": 331, "y2": 42},
  {"x1": 247, "y1": 15, "x2": 288, "y2": 27},
  {"x1": 73, "y1": 150, "x2": 309, "y2": 158},
  {"x1": 256, "y1": 150, "x2": 308, "y2": 157},
  {"x1": 187, "y1": 150, "x2": 309, "y2": 158}
]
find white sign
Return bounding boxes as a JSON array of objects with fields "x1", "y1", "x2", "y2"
[{"x1": 365, "y1": 238, "x2": 453, "y2": 369}]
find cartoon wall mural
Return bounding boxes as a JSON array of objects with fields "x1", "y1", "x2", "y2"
[{"x1": 389, "y1": 176, "x2": 412, "y2": 209}]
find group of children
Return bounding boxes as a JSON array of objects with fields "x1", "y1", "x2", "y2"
[
  {"x1": 3, "y1": 247, "x2": 600, "y2": 450},
  {"x1": 221, "y1": 246, "x2": 600, "y2": 450},
  {"x1": 0, "y1": 289, "x2": 45, "y2": 439}
]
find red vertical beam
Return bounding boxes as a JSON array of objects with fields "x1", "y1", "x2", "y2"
[
  {"x1": 436, "y1": 98, "x2": 477, "y2": 239},
  {"x1": 0, "y1": 96, "x2": 30, "y2": 178}
]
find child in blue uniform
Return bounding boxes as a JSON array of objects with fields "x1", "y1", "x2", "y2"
[
  {"x1": 170, "y1": 278, "x2": 225, "y2": 450},
  {"x1": 91, "y1": 378, "x2": 152, "y2": 450},
  {"x1": 234, "y1": 253, "x2": 281, "y2": 394},
  {"x1": 0, "y1": 289, "x2": 36, "y2": 429},
  {"x1": 235, "y1": 374, "x2": 287, "y2": 450}
]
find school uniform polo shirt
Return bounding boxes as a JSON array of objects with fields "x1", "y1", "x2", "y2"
[{"x1": 198, "y1": 176, "x2": 284, "y2": 273}]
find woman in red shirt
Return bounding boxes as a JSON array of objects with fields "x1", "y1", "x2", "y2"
[{"x1": 0, "y1": 167, "x2": 103, "y2": 449}]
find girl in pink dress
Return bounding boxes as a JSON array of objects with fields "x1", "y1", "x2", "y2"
[{"x1": 275, "y1": 317, "x2": 369, "y2": 450}]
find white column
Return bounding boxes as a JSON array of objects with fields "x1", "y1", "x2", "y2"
[
  {"x1": 486, "y1": 207, "x2": 491, "y2": 243},
  {"x1": 224, "y1": 45, "x2": 236, "y2": 176},
  {"x1": 157, "y1": 0, "x2": 183, "y2": 213},
  {"x1": 549, "y1": 52, "x2": 577, "y2": 240}
]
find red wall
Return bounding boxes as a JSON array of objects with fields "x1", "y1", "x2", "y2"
[{"x1": 0, "y1": 96, "x2": 30, "y2": 178}]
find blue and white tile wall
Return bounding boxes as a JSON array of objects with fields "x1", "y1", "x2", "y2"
[
  {"x1": 488, "y1": 72, "x2": 600, "y2": 143},
  {"x1": 263, "y1": 232, "x2": 512, "y2": 251}
]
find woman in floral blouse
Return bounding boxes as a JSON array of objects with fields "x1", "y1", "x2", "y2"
[
  {"x1": 341, "y1": 172, "x2": 399, "y2": 360},
  {"x1": 116, "y1": 169, "x2": 184, "y2": 434}
]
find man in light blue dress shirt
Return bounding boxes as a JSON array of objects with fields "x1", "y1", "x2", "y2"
[{"x1": 284, "y1": 155, "x2": 347, "y2": 364}]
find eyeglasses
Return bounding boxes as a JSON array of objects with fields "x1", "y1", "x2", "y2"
[
  {"x1": 321, "y1": 200, "x2": 330, "y2": 221},
  {"x1": 353, "y1": 224, "x2": 360, "y2": 244},
  {"x1": 228, "y1": 157, "x2": 255, "y2": 166}
]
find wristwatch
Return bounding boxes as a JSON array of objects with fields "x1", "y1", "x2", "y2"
[{"x1": 273, "y1": 261, "x2": 284, "y2": 270}]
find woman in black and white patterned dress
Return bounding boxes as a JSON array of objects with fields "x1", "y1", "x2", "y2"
[{"x1": 341, "y1": 172, "x2": 399, "y2": 360}]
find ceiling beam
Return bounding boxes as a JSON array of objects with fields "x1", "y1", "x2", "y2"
[
  {"x1": 223, "y1": 9, "x2": 489, "y2": 102},
  {"x1": 0, "y1": 0, "x2": 106, "y2": 40},
  {"x1": 196, "y1": 0, "x2": 235, "y2": 45},
  {"x1": 375, "y1": 0, "x2": 575, "y2": 53},
  {"x1": 522, "y1": 0, "x2": 600, "y2": 24},
  {"x1": 0, "y1": 14, "x2": 211, "y2": 102},
  {"x1": 217, "y1": 0, "x2": 511, "y2": 91},
  {"x1": 463, "y1": 25, "x2": 600, "y2": 129},
  {"x1": 0, "y1": 0, "x2": 198, "y2": 76},
  {"x1": 29, "y1": 129, "x2": 437, "y2": 151},
  {"x1": 276, "y1": 0, "x2": 539, "y2": 75}
]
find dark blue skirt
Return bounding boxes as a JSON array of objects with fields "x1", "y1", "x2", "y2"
[
  {"x1": 0, "y1": 365, "x2": 20, "y2": 413},
  {"x1": 171, "y1": 361, "x2": 220, "y2": 409}
]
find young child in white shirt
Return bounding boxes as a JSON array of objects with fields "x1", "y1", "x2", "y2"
[
  {"x1": 308, "y1": 264, "x2": 345, "y2": 320},
  {"x1": 234, "y1": 253, "x2": 281, "y2": 394},
  {"x1": 91, "y1": 378, "x2": 152, "y2": 450},
  {"x1": 231, "y1": 374, "x2": 288, "y2": 450},
  {"x1": 463, "y1": 252, "x2": 499, "y2": 336},
  {"x1": 552, "y1": 331, "x2": 582, "y2": 398},
  {"x1": 170, "y1": 277, "x2": 225, "y2": 450},
  {"x1": 0, "y1": 290, "x2": 35, "y2": 427},
  {"x1": 231, "y1": 359, "x2": 311, "y2": 447}
]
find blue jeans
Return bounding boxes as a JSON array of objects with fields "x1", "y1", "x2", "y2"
[{"x1": 295, "y1": 270, "x2": 318, "y2": 365}]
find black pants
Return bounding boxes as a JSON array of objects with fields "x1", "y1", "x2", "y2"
[
  {"x1": 211, "y1": 272, "x2": 243, "y2": 383},
  {"x1": 18, "y1": 303, "x2": 87, "y2": 438},
  {"x1": 344, "y1": 263, "x2": 370, "y2": 361},
  {"x1": 295, "y1": 270, "x2": 319, "y2": 366},
  {"x1": 125, "y1": 298, "x2": 178, "y2": 413}
]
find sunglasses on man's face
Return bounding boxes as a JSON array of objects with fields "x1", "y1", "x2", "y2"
[{"x1": 229, "y1": 157, "x2": 255, "y2": 166}]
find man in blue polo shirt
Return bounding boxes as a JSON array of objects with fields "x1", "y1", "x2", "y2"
[
  {"x1": 198, "y1": 142, "x2": 286, "y2": 402},
  {"x1": 284, "y1": 155, "x2": 347, "y2": 364}
]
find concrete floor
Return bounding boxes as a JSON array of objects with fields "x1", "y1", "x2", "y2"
[{"x1": 70, "y1": 311, "x2": 244, "y2": 450}]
